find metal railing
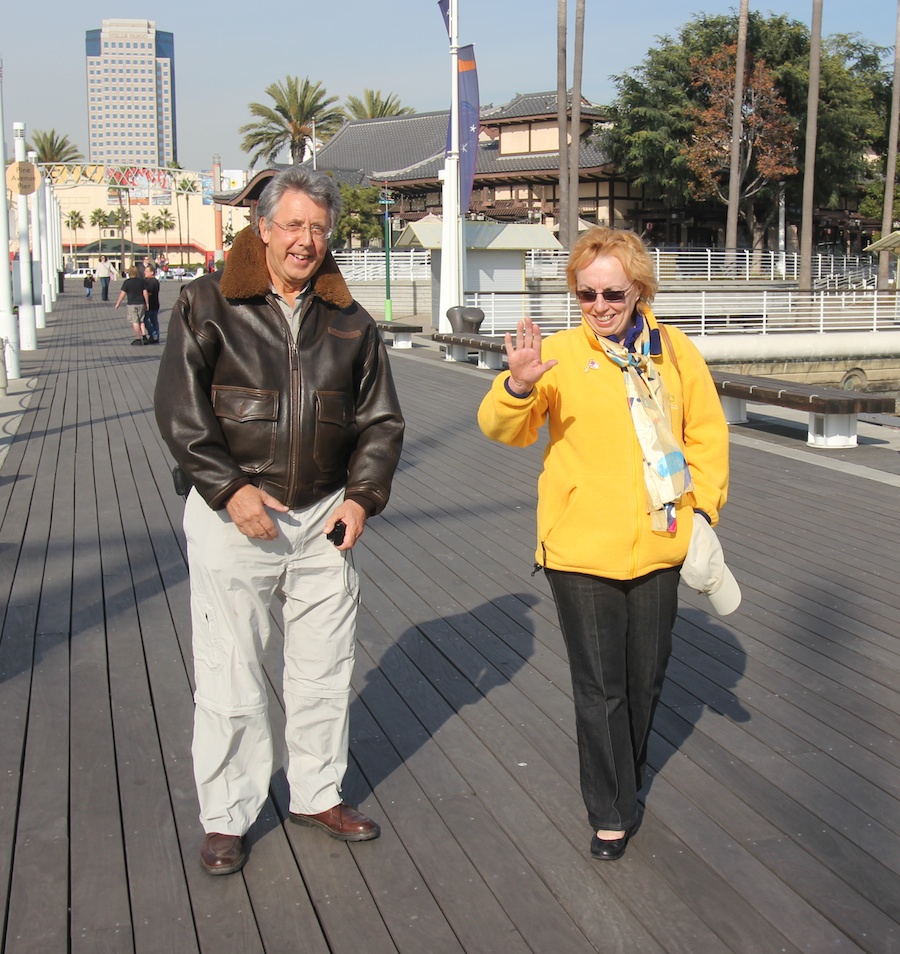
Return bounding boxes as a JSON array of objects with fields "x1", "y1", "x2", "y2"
[
  {"x1": 466, "y1": 288, "x2": 900, "y2": 337},
  {"x1": 332, "y1": 249, "x2": 430, "y2": 281},
  {"x1": 524, "y1": 249, "x2": 880, "y2": 284}
]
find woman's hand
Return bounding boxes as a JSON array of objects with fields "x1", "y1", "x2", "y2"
[{"x1": 504, "y1": 318, "x2": 558, "y2": 393}]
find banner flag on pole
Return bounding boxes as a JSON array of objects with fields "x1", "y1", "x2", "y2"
[
  {"x1": 446, "y1": 44, "x2": 479, "y2": 213},
  {"x1": 438, "y1": 0, "x2": 450, "y2": 36}
]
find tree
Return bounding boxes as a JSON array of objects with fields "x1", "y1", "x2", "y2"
[
  {"x1": 109, "y1": 203, "x2": 130, "y2": 274},
  {"x1": 556, "y1": 0, "x2": 569, "y2": 248},
  {"x1": 136, "y1": 212, "x2": 156, "y2": 256},
  {"x1": 155, "y1": 209, "x2": 175, "y2": 259},
  {"x1": 27, "y1": 129, "x2": 84, "y2": 164},
  {"x1": 604, "y1": 11, "x2": 887, "y2": 248},
  {"x1": 90, "y1": 207, "x2": 110, "y2": 252},
  {"x1": 343, "y1": 89, "x2": 414, "y2": 121},
  {"x1": 331, "y1": 183, "x2": 383, "y2": 248},
  {"x1": 64, "y1": 210, "x2": 85, "y2": 255},
  {"x1": 176, "y1": 175, "x2": 199, "y2": 266},
  {"x1": 682, "y1": 43, "x2": 798, "y2": 250},
  {"x1": 240, "y1": 76, "x2": 343, "y2": 168}
]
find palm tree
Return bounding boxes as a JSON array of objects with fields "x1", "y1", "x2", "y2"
[
  {"x1": 343, "y1": 89, "x2": 414, "y2": 121},
  {"x1": 108, "y1": 196, "x2": 130, "y2": 275},
  {"x1": 725, "y1": 0, "x2": 750, "y2": 268},
  {"x1": 567, "y1": 0, "x2": 585, "y2": 251},
  {"x1": 64, "y1": 210, "x2": 85, "y2": 256},
  {"x1": 27, "y1": 129, "x2": 84, "y2": 164},
  {"x1": 240, "y1": 75, "x2": 343, "y2": 168},
  {"x1": 878, "y1": 0, "x2": 900, "y2": 289},
  {"x1": 136, "y1": 212, "x2": 156, "y2": 256},
  {"x1": 556, "y1": 0, "x2": 569, "y2": 248},
  {"x1": 177, "y1": 176, "x2": 199, "y2": 267},
  {"x1": 155, "y1": 209, "x2": 175, "y2": 260},
  {"x1": 799, "y1": 0, "x2": 824, "y2": 292},
  {"x1": 90, "y1": 207, "x2": 110, "y2": 251}
]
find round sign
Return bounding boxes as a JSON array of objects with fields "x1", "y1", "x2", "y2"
[{"x1": 5, "y1": 161, "x2": 40, "y2": 196}]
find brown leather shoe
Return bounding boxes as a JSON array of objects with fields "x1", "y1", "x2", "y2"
[
  {"x1": 200, "y1": 833, "x2": 247, "y2": 875},
  {"x1": 289, "y1": 803, "x2": 380, "y2": 841}
]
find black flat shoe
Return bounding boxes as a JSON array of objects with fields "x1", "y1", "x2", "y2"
[{"x1": 590, "y1": 830, "x2": 630, "y2": 861}]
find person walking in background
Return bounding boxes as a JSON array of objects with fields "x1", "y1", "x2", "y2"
[
  {"x1": 114, "y1": 266, "x2": 150, "y2": 346},
  {"x1": 95, "y1": 256, "x2": 114, "y2": 301},
  {"x1": 143, "y1": 264, "x2": 161, "y2": 343},
  {"x1": 154, "y1": 167, "x2": 404, "y2": 877},
  {"x1": 478, "y1": 227, "x2": 731, "y2": 862},
  {"x1": 83, "y1": 270, "x2": 95, "y2": 299}
]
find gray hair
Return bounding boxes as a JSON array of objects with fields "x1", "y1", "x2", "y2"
[{"x1": 255, "y1": 167, "x2": 342, "y2": 235}]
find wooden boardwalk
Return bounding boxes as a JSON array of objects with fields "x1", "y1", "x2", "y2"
[{"x1": 0, "y1": 282, "x2": 898, "y2": 953}]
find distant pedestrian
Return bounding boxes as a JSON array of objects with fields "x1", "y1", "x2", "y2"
[
  {"x1": 83, "y1": 271, "x2": 95, "y2": 299},
  {"x1": 95, "y1": 256, "x2": 114, "y2": 301},
  {"x1": 143, "y1": 265, "x2": 161, "y2": 343},
  {"x1": 114, "y1": 266, "x2": 150, "y2": 346}
]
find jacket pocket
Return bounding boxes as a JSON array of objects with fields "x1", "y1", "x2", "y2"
[
  {"x1": 211, "y1": 385, "x2": 279, "y2": 474},
  {"x1": 314, "y1": 391, "x2": 357, "y2": 473}
]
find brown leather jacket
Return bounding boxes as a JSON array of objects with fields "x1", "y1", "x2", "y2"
[{"x1": 154, "y1": 227, "x2": 404, "y2": 515}]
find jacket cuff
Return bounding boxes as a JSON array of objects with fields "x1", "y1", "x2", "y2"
[{"x1": 346, "y1": 492, "x2": 379, "y2": 517}]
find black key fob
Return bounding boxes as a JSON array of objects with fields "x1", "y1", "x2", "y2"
[{"x1": 326, "y1": 520, "x2": 346, "y2": 546}]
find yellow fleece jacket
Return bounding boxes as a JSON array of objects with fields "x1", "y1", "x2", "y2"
[{"x1": 477, "y1": 309, "x2": 729, "y2": 580}]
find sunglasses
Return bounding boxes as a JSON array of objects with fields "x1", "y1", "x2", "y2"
[{"x1": 574, "y1": 283, "x2": 634, "y2": 304}]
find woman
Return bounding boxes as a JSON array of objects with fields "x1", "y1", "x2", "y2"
[
  {"x1": 95, "y1": 255, "x2": 114, "y2": 301},
  {"x1": 114, "y1": 266, "x2": 150, "y2": 346},
  {"x1": 478, "y1": 227, "x2": 729, "y2": 861}
]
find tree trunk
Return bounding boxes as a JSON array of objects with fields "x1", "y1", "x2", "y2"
[
  {"x1": 568, "y1": 0, "x2": 585, "y2": 250},
  {"x1": 557, "y1": 0, "x2": 569, "y2": 249},
  {"x1": 878, "y1": 0, "x2": 900, "y2": 289},
  {"x1": 799, "y1": 0, "x2": 823, "y2": 292},
  {"x1": 725, "y1": 0, "x2": 749, "y2": 267}
]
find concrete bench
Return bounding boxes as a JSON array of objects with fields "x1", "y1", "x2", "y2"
[
  {"x1": 375, "y1": 321, "x2": 423, "y2": 349},
  {"x1": 710, "y1": 371, "x2": 896, "y2": 448},
  {"x1": 433, "y1": 332, "x2": 507, "y2": 370}
]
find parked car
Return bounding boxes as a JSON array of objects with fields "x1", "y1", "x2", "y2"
[{"x1": 69, "y1": 267, "x2": 95, "y2": 278}]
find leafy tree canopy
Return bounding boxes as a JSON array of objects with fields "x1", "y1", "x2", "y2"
[
  {"x1": 240, "y1": 76, "x2": 344, "y2": 169},
  {"x1": 343, "y1": 89, "x2": 414, "y2": 121},
  {"x1": 603, "y1": 12, "x2": 888, "y2": 219},
  {"x1": 332, "y1": 183, "x2": 385, "y2": 248},
  {"x1": 27, "y1": 129, "x2": 84, "y2": 164}
]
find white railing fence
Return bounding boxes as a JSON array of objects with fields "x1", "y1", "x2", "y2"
[
  {"x1": 333, "y1": 248, "x2": 430, "y2": 281},
  {"x1": 466, "y1": 289, "x2": 900, "y2": 337},
  {"x1": 524, "y1": 249, "x2": 881, "y2": 284}
]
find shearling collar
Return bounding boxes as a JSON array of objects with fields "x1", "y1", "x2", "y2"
[{"x1": 219, "y1": 225, "x2": 353, "y2": 308}]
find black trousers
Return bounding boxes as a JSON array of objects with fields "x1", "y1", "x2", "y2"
[{"x1": 546, "y1": 566, "x2": 680, "y2": 832}]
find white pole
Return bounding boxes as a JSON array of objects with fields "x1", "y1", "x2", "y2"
[
  {"x1": 45, "y1": 177, "x2": 57, "y2": 303},
  {"x1": 28, "y1": 151, "x2": 46, "y2": 327},
  {"x1": 14, "y1": 124, "x2": 37, "y2": 351},
  {"x1": 0, "y1": 62, "x2": 20, "y2": 378},
  {"x1": 438, "y1": 0, "x2": 464, "y2": 333}
]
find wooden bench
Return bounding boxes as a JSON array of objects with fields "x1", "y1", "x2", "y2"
[
  {"x1": 433, "y1": 332, "x2": 507, "y2": 370},
  {"x1": 710, "y1": 371, "x2": 897, "y2": 448},
  {"x1": 375, "y1": 321, "x2": 422, "y2": 349}
]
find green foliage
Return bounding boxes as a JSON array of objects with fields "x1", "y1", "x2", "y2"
[
  {"x1": 605, "y1": 11, "x2": 889, "y2": 219},
  {"x1": 240, "y1": 76, "x2": 344, "y2": 169},
  {"x1": 343, "y1": 89, "x2": 414, "y2": 121},
  {"x1": 331, "y1": 183, "x2": 385, "y2": 248},
  {"x1": 90, "y1": 207, "x2": 111, "y2": 230},
  {"x1": 27, "y1": 129, "x2": 84, "y2": 164},
  {"x1": 65, "y1": 210, "x2": 85, "y2": 231}
]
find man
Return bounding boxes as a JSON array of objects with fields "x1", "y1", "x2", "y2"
[
  {"x1": 114, "y1": 266, "x2": 150, "y2": 345},
  {"x1": 143, "y1": 264, "x2": 161, "y2": 343},
  {"x1": 154, "y1": 167, "x2": 404, "y2": 876}
]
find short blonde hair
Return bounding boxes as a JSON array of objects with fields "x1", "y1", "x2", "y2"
[
  {"x1": 566, "y1": 227, "x2": 658, "y2": 303},
  {"x1": 127, "y1": 266, "x2": 138, "y2": 278}
]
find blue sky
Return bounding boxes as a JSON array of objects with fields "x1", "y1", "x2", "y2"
[{"x1": 2, "y1": 1, "x2": 896, "y2": 171}]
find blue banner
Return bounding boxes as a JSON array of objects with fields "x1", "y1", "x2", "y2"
[{"x1": 446, "y1": 44, "x2": 479, "y2": 213}]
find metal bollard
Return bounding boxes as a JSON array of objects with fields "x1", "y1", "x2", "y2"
[{"x1": 0, "y1": 337, "x2": 7, "y2": 397}]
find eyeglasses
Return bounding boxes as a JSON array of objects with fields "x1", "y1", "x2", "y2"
[
  {"x1": 269, "y1": 220, "x2": 332, "y2": 241},
  {"x1": 574, "y1": 283, "x2": 635, "y2": 304}
]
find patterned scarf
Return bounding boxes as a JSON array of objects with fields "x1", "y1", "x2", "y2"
[{"x1": 593, "y1": 315, "x2": 693, "y2": 533}]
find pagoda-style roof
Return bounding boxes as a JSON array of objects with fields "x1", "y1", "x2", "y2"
[{"x1": 481, "y1": 90, "x2": 608, "y2": 124}]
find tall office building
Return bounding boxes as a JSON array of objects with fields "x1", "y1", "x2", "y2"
[{"x1": 85, "y1": 19, "x2": 178, "y2": 167}]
